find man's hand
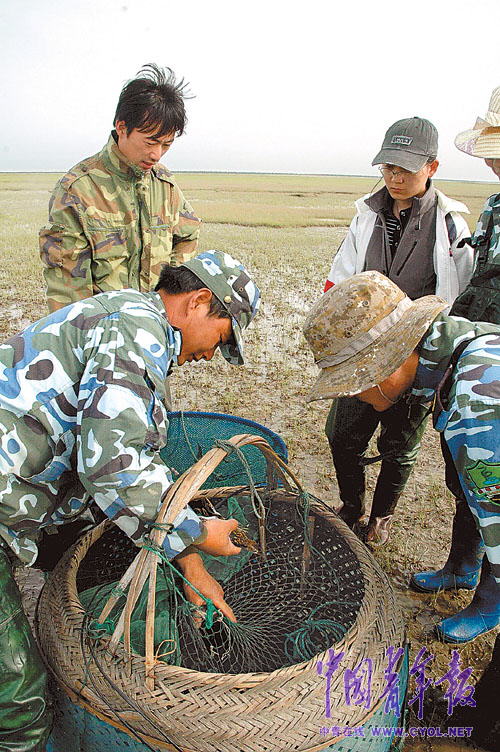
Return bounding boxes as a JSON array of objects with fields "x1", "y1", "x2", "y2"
[
  {"x1": 175, "y1": 549, "x2": 236, "y2": 623},
  {"x1": 194, "y1": 517, "x2": 241, "y2": 557}
]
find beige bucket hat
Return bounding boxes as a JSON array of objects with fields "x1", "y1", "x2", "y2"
[
  {"x1": 455, "y1": 86, "x2": 500, "y2": 158},
  {"x1": 303, "y1": 271, "x2": 447, "y2": 402}
]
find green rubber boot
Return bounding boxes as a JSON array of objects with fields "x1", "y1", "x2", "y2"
[{"x1": 0, "y1": 546, "x2": 51, "y2": 751}]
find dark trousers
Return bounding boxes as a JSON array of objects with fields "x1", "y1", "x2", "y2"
[
  {"x1": 0, "y1": 546, "x2": 51, "y2": 751},
  {"x1": 325, "y1": 396, "x2": 429, "y2": 519}
]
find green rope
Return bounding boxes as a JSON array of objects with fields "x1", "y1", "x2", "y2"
[
  {"x1": 284, "y1": 603, "x2": 347, "y2": 663},
  {"x1": 141, "y1": 540, "x2": 220, "y2": 630},
  {"x1": 213, "y1": 439, "x2": 266, "y2": 521},
  {"x1": 296, "y1": 491, "x2": 364, "y2": 612},
  {"x1": 299, "y1": 492, "x2": 340, "y2": 572}
]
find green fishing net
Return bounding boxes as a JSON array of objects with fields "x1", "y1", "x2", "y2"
[
  {"x1": 79, "y1": 489, "x2": 364, "y2": 674},
  {"x1": 160, "y1": 411, "x2": 288, "y2": 489},
  {"x1": 77, "y1": 412, "x2": 364, "y2": 674}
]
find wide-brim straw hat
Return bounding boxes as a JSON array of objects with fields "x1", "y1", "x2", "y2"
[
  {"x1": 455, "y1": 86, "x2": 500, "y2": 158},
  {"x1": 303, "y1": 271, "x2": 447, "y2": 402}
]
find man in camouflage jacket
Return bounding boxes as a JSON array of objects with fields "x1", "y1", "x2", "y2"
[
  {"x1": 39, "y1": 65, "x2": 200, "y2": 312},
  {"x1": 303, "y1": 271, "x2": 500, "y2": 645},
  {"x1": 0, "y1": 251, "x2": 260, "y2": 751}
]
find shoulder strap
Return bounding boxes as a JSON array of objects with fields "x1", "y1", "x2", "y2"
[
  {"x1": 446, "y1": 212, "x2": 473, "y2": 250},
  {"x1": 433, "y1": 336, "x2": 480, "y2": 425}
]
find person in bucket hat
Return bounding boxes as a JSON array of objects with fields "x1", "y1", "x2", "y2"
[
  {"x1": 451, "y1": 85, "x2": 500, "y2": 324},
  {"x1": 410, "y1": 87, "x2": 500, "y2": 647},
  {"x1": 0, "y1": 250, "x2": 259, "y2": 750},
  {"x1": 304, "y1": 270, "x2": 500, "y2": 646},
  {"x1": 323, "y1": 117, "x2": 473, "y2": 547},
  {"x1": 455, "y1": 85, "x2": 500, "y2": 160}
]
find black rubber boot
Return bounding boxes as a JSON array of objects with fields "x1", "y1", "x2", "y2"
[{"x1": 410, "y1": 501, "x2": 484, "y2": 592}]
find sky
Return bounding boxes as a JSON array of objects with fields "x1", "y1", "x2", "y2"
[{"x1": 1, "y1": 0, "x2": 499, "y2": 181}]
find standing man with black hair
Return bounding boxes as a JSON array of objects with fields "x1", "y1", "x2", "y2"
[{"x1": 39, "y1": 64, "x2": 200, "y2": 312}]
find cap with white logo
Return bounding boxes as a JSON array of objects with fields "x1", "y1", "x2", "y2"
[{"x1": 372, "y1": 117, "x2": 438, "y2": 172}]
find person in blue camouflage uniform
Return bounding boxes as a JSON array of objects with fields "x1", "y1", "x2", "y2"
[
  {"x1": 0, "y1": 250, "x2": 260, "y2": 751},
  {"x1": 410, "y1": 88, "x2": 500, "y2": 640},
  {"x1": 303, "y1": 271, "x2": 500, "y2": 646}
]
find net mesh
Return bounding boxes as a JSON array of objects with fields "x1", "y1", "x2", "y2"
[
  {"x1": 76, "y1": 413, "x2": 364, "y2": 675},
  {"x1": 78, "y1": 493, "x2": 364, "y2": 673},
  {"x1": 160, "y1": 411, "x2": 288, "y2": 488}
]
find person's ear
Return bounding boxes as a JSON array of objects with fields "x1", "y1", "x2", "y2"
[
  {"x1": 115, "y1": 120, "x2": 127, "y2": 137},
  {"x1": 427, "y1": 159, "x2": 439, "y2": 178},
  {"x1": 190, "y1": 288, "x2": 213, "y2": 309}
]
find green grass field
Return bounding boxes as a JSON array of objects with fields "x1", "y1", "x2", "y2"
[{"x1": 1, "y1": 170, "x2": 498, "y2": 737}]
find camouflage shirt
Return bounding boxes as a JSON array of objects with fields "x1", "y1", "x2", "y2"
[
  {"x1": 450, "y1": 192, "x2": 500, "y2": 323},
  {"x1": 472, "y1": 192, "x2": 500, "y2": 269},
  {"x1": 0, "y1": 290, "x2": 203, "y2": 565},
  {"x1": 412, "y1": 312, "x2": 500, "y2": 581},
  {"x1": 39, "y1": 133, "x2": 201, "y2": 312}
]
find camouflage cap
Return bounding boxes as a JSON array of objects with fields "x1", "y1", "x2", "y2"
[
  {"x1": 181, "y1": 250, "x2": 260, "y2": 365},
  {"x1": 303, "y1": 271, "x2": 447, "y2": 402}
]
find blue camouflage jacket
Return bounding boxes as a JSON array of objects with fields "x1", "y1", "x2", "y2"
[
  {"x1": 0, "y1": 290, "x2": 202, "y2": 565},
  {"x1": 451, "y1": 192, "x2": 500, "y2": 323},
  {"x1": 412, "y1": 313, "x2": 500, "y2": 581}
]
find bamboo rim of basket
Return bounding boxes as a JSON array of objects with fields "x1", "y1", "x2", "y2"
[
  {"x1": 37, "y1": 433, "x2": 405, "y2": 721},
  {"x1": 38, "y1": 505, "x2": 406, "y2": 751}
]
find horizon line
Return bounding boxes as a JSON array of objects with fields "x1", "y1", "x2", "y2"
[{"x1": 0, "y1": 169, "x2": 496, "y2": 185}]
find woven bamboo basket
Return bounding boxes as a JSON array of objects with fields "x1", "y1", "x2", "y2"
[{"x1": 37, "y1": 434, "x2": 406, "y2": 752}]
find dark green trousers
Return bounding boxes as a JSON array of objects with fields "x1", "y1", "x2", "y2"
[
  {"x1": 325, "y1": 396, "x2": 429, "y2": 520},
  {"x1": 0, "y1": 546, "x2": 51, "y2": 751}
]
